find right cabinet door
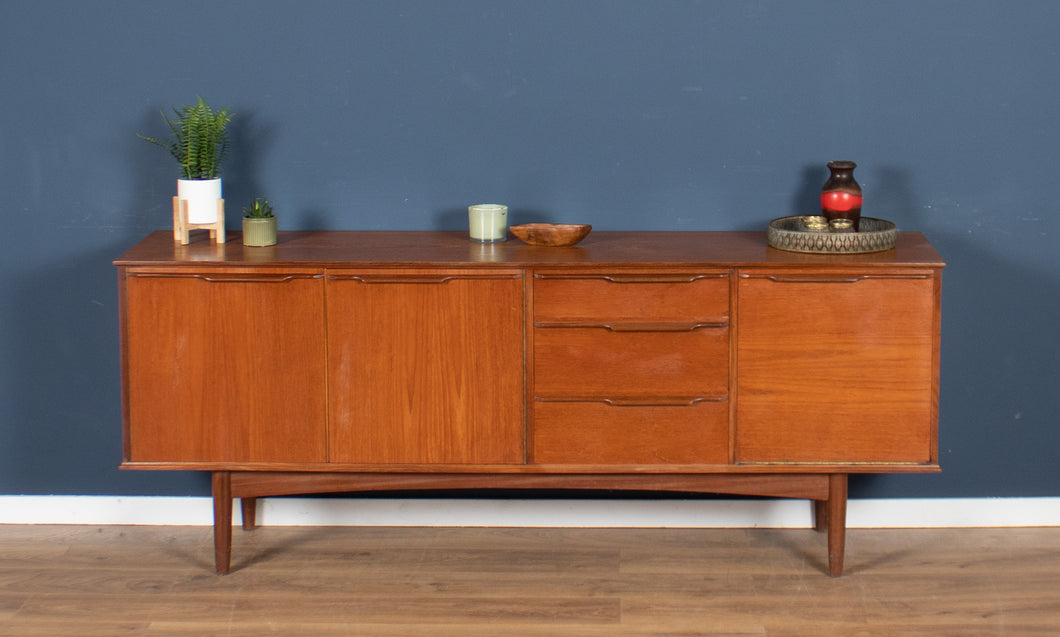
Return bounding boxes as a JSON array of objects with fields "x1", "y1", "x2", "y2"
[{"x1": 735, "y1": 270, "x2": 939, "y2": 464}]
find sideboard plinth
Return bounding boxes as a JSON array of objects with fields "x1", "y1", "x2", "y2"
[{"x1": 211, "y1": 471, "x2": 848, "y2": 576}]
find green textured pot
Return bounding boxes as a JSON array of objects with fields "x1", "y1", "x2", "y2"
[{"x1": 242, "y1": 216, "x2": 277, "y2": 247}]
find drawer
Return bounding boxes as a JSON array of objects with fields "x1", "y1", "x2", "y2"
[
  {"x1": 534, "y1": 326, "x2": 729, "y2": 397},
  {"x1": 533, "y1": 399, "x2": 728, "y2": 464},
  {"x1": 534, "y1": 270, "x2": 729, "y2": 322}
]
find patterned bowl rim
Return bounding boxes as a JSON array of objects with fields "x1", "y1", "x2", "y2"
[{"x1": 767, "y1": 216, "x2": 897, "y2": 254}]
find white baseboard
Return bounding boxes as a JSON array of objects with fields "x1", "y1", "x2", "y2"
[{"x1": 0, "y1": 496, "x2": 1057, "y2": 528}]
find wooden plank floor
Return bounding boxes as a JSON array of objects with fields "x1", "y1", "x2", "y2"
[{"x1": 0, "y1": 524, "x2": 1057, "y2": 636}]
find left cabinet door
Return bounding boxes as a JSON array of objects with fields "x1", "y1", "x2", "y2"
[{"x1": 122, "y1": 268, "x2": 327, "y2": 463}]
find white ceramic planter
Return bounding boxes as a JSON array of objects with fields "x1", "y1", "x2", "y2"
[{"x1": 177, "y1": 178, "x2": 222, "y2": 224}]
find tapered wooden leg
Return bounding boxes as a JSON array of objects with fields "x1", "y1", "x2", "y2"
[
  {"x1": 211, "y1": 471, "x2": 233, "y2": 575},
  {"x1": 827, "y1": 473, "x2": 848, "y2": 577},
  {"x1": 813, "y1": 499, "x2": 828, "y2": 532},
  {"x1": 241, "y1": 497, "x2": 258, "y2": 530}
]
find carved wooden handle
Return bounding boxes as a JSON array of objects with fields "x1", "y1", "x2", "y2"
[
  {"x1": 761, "y1": 274, "x2": 867, "y2": 284},
  {"x1": 199, "y1": 274, "x2": 321, "y2": 283},
  {"x1": 327, "y1": 274, "x2": 520, "y2": 284},
  {"x1": 600, "y1": 274, "x2": 724, "y2": 284},
  {"x1": 601, "y1": 396, "x2": 720, "y2": 407},
  {"x1": 536, "y1": 396, "x2": 724, "y2": 406},
  {"x1": 131, "y1": 272, "x2": 321, "y2": 283},
  {"x1": 534, "y1": 321, "x2": 727, "y2": 332},
  {"x1": 741, "y1": 273, "x2": 932, "y2": 283},
  {"x1": 535, "y1": 273, "x2": 725, "y2": 284}
]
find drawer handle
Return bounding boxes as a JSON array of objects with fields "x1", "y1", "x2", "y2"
[
  {"x1": 741, "y1": 273, "x2": 933, "y2": 283},
  {"x1": 602, "y1": 274, "x2": 726, "y2": 284},
  {"x1": 328, "y1": 274, "x2": 519, "y2": 284},
  {"x1": 199, "y1": 274, "x2": 321, "y2": 283},
  {"x1": 534, "y1": 321, "x2": 727, "y2": 332},
  {"x1": 131, "y1": 273, "x2": 321, "y2": 283},
  {"x1": 764, "y1": 274, "x2": 867, "y2": 284},
  {"x1": 536, "y1": 396, "x2": 725, "y2": 406},
  {"x1": 535, "y1": 273, "x2": 726, "y2": 283}
]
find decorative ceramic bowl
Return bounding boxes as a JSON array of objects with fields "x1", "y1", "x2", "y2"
[{"x1": 510, "y1": 223, "x2": 592, "y2": 247}]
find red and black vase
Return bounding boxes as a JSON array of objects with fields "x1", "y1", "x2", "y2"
[{"x1": 820, "y1": 161, "x2": 862, "y2": 230}]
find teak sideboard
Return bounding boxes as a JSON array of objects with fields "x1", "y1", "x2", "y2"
[{"x1": 115, "y1": 230, "x2": 944, "y2": 576}]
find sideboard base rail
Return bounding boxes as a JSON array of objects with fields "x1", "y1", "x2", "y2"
[{"x1": 211, "y1": 471, "x2": 848, "y2": 577}]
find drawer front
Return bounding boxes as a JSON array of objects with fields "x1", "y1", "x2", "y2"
[
  {"x1": 533, "y1": 400, "x2": 728, "y2": 464},
  {"x1": 534, "y1": 326, "x2": 729, "y2": 397},
  {"x1": 533, "y1": 270, "x2": 729, "y2": 322}
]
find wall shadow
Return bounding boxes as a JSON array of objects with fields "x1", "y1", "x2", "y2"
[
  {"x1": 3, "y1": 241, "x2": 209, "y2": 495},
  {"x1": 847, "y1": 163, "x2": 1058, "y2": 498},
  {"x1": 223, "y1": 109, "x2": 276, "y2": 227}
]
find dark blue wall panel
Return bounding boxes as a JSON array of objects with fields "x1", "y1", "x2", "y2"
[{"x1": 1, "y1": 1, "x2": 1057, "y2": 498}]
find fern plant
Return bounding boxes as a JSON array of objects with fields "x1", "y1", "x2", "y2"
[{"x1": 139, "y1": 97, "x2": 233, "y2": 180}]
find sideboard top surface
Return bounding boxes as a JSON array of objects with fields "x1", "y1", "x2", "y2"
[{"x1": 114, "y1": 230, "x2": 945, "y2": 268}]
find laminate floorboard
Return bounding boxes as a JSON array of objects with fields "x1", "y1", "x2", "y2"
[{"x1": 0, "y1": 525, "x2": 1057, "y2": 636}]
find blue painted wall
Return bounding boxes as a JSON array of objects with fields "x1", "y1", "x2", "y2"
[{"x1": 1, "y1": 1, "x2": 1057, "y2": 498}]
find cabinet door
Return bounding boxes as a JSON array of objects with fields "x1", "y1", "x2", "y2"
[
  {"x1": 735, "y1": 270, "x2": 939, "y2": 464},
  {"x1": 123, "y1": 268, "x2": 327, "y2": 463},
  {"x1": 326, "y1": 269, "x2": 524, "y2": 464}
]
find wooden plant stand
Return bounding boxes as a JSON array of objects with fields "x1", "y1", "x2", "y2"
[{"x1": 173, "y1": 197, "x2": 225, "y2": 245}]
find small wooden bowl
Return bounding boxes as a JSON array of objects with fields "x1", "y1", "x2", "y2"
[{"x1": 510, "y1": 223, "x2": 592, "y2": 247}]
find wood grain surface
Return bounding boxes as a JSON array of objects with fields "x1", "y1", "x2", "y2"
[{"x1": 1, "y1": 525, "x2": 1055, "y2": 635}]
